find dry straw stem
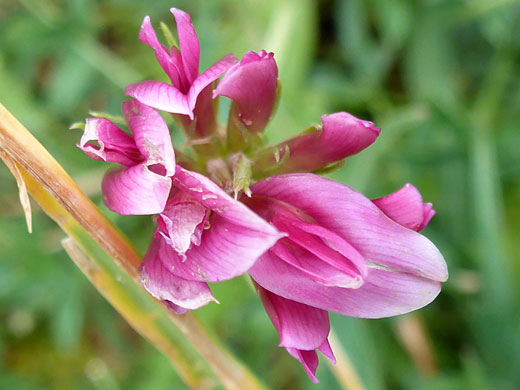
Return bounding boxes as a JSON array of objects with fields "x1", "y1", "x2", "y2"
[
  {"x1": 327, "y1": 329, "x2": 365, "y2": 390},
  {"x1": 0, "y1": 102, "x2": 267, "y2": 390},
  {"x1": 394, "y1": 313, "x2": 438, "y2": 377},
  {"x1": 0, "y1": 102, "x2": 141, "y2": 276},
  {"x1": 0, "y1": 149, "x2": 32, "y2": 233}
]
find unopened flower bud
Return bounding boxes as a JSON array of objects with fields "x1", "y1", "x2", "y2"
[
  {"x1": 214, "y1": 50, "x2": 278, "y2": 133},
  {"x1": 253, "y1": 112, "x2": 380, "y2": 176}
]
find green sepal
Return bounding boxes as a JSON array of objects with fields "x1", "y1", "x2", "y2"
[
  {"x1": 160, "y1": 21, "x2": 179, "y2": 50},
  {"x1": 69, "y1": 121, "x2": 85, "y2": 131},
  {"x1": 312, "y1": 159, "x2": 346, "y2": 175},
  {"x1": 229, "y1": 153, "x2": 253, "y2": 198},
  {"x1": 88, "y1": 111, "x2": 126, "y2": 126}
]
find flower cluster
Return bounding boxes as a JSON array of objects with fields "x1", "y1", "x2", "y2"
[{"x1": 78, "y1": 8, "x2": 447, "y2": 382}]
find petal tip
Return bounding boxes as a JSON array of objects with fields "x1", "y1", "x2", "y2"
[
  {"x1": 124, "y1": 83, "x2": 136, "y2": 97},
  {"x1": 141, "y1": 15, "x2": 151, "y2": 26}
]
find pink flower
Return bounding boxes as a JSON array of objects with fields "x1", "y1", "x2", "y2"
[
  {"x1": 125, "y1": 8, "x2": 237, "y2": 136},
  {"x1": 140, "y1": 166, "x2": 283, "y2": 313},
  {"x1": 78, "y1": 99, "x2": 175, "y2": 215},
  {"x1": 242, "y1": 174, "x2": 447, "y2": 380},
  {"x1": 78, "y1": 4, "x2": 448, "y2": 382},
  {"x1": 214, "y1": 50, "x2": 278, "y2": 133},
  {"x1": 254, "y1": 112, "x2": 380, "y2": 175}
]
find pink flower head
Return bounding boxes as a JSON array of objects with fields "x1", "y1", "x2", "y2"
[
  {"x1": 254, "y1": 112, "x2": 380, "y2": 175},
  {"x1": 125, "y1": 8, "x2": 237, "y2": 136},
  {"x1": 78, "y1": 99, "x2": 175, "y2": 215},
  {"x1": 214, "y1": 50, "x2": 278, "y2": 133},
  {"x1": 243, "y1": 174, "x2": 447, "y2": 379},
  {"x1": 74, "y1": 4, "x2": 450, "y2": 383},
  {"x1": 140, "y1": 166, "x2": 283, "y2": 313}
]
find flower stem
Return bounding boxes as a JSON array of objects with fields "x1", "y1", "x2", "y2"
[{"x1": 0, "y1": 102, "x2": 268, "y2": 390}]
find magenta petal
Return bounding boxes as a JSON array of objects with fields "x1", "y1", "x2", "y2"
[
  {"x1": 286, "y1": 340, "x2": 334, "y2": 383},
  {"x1": 271, "y1": 241, "x2": 362, "y2": 288},
  {"x1": 250, "y1": 250, "x2": 442, "y2": 318},
  {"x1": 257, "y1": 286, "x2": 330, "y2": 350},
  {"x1": 214, "y1": 50, "x2": 278, "y2": 132},
  {"x1": 318, "y1": 340, "x2": 336, "y2": 364},
  {"x1": 319, "y1": 112, "x2": 380, "y2": 157},
  {"x1": 139, "y1": 16, "x2": 181, "y2": 85},
  {"x1": 101, "y1": 164, "x2": 172, "y2": 215},
  {"x1": 158, "y1": 195, "x2": 207, "y2": 255},
  {"x1": 372, "y1": 183, "x2": 435, "y2": 232},
  {"x1": 259, "y1": 112, "x2": 380, "y2": 173},
  {"x1": 251, "y1": 174, "x2": 448, "y2": 282},
  {"x1": 140, "y1": 238, "x2": 216, "y2": 311},
  {"x1": 286, "y1": 348, "x2": 320, "y2": 383},
  {"x1": 190, "y1": 84, "x2": 218, "y2": 137},
  {"x1": 79, "y1": 118, "x2": 141, "y2": 166},
  {"x1": 171, "y1": 8, "x2": 200, "y2": 84},
  {"x1": 122, "y1": 99, "x2": 175, "y2": 175},
  {"x1": 173, "y1": 166, "x2": 281, "y2": 233},
  {"x1": 420, "y1": 203, "x2": 435, "y2": 231},
  {"x1": 187, "y1": 54, "x2": 237, "y2": 111},
  {"x1": 125, "y1": 81, "x2": 191, "y2": 117},
  {"x1": 244, "y1": 196, "x2": 366, "y2": 287},
  {"x1": 280, "y1": 220, "x2": 367, "y2": 283},
  {"x1": 297, "y1": 222, "x2": 368, "y2": 279},
  {"x1": 170, "y1": 46, "x2": 190, "y2": 91},
  {"x1": 163, "y1": 301, "x2": 191, "y2": 315},
  {"x1": 154, "y1": 167, "x2": 283, "y2": 282},
  {"x1": 156, "y1": 215, "x2": 278, "y2": 282}
]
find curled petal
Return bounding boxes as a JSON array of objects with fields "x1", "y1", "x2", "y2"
[
  {"x1": 286, "y1": 341, "x2": 334, "y2": 383},
  {"x1": 173, "y1": 166, "x2": 280, "y2": 233},
  {"x1": 102, "y1": 164, "x2": 172, "y2": 215},
  {"x1": 257, "y1": 285, "x2": 330, "y2": 350},
  {"x1": 154, "y1": 166, "x2": 283, "y2": 282},
  {"x1": 122, "y1": 99, "x2": 175, "y2": 175},
  {"x1": 189, "y1": 84, "x2": 218, "y2": 137},
  {"x1": 163, "y1": 301, "x2": 191, "y2": 315},
  {"x1": 255, "y1": 112, "x2": 380, "y2": 174},
  {"x1": 271, "y1": 241, "x2": 362, "y2": 288},
  {"x1": 372, "y1": 183, "x2": 435, "y2": 232},
  {"x1": 171, "y1": 8, "x2": 200, "y2": 84},
  {"x1": 214, "y1": 50, "x2": 278, "y2": 132},
  {"x1": 250, "y1": 250, "x2": 443, "y2": 318},
  {"x1": 244, "y1": 195, "x2": 366, "y2": 288},
  {"x1": 156, "y1": 215, "x2": 279, "y2": 282},
  {"x1": 318, "y1": 339, "x2": 336, "y2": 364},
  {"x1": 319, "y1": 112, "x2": 380, "y2": 157},
  {"x1": 139, "y1": 16, "x2": 181, "y2": 86},
  {"x1": 187, "y1": 54, "x2": 237, "y2": 112},
  {"x1": 79, "y1": 118, "x2": 141, "y2": 166},
  {"x1": 251, "y1": 174, "x2": 448, "y2": 282},
  {"x1": 286, "y1": 349, "x2": 320, "y2": 383},
  {"x1": 276, "y1": 220, "x2": 367, "y2": 285},
  {"x1": 158, "y1": 195, "x2": 207, "y2": 255},
  {"x1": 125, "y1": 81, "x2": 192, "y2": 117},
  {"x1": 420, "y1": 203, "x2": 435, "y2": 231},
  {"x1": 140, "y1": 238, "x2": 217, "y2": 311}
]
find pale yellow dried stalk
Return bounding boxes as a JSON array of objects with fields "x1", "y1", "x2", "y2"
[
  {"x1": 0, "y1": 102, "x2": 266, "y2": 390},
  {"x1": 0, "y1": 149, "x2": 32, "y2": 233}
]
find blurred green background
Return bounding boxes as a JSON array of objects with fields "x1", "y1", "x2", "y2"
[{"x1": 1, "y1": 0, "x2": 519, "y2": 389}]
